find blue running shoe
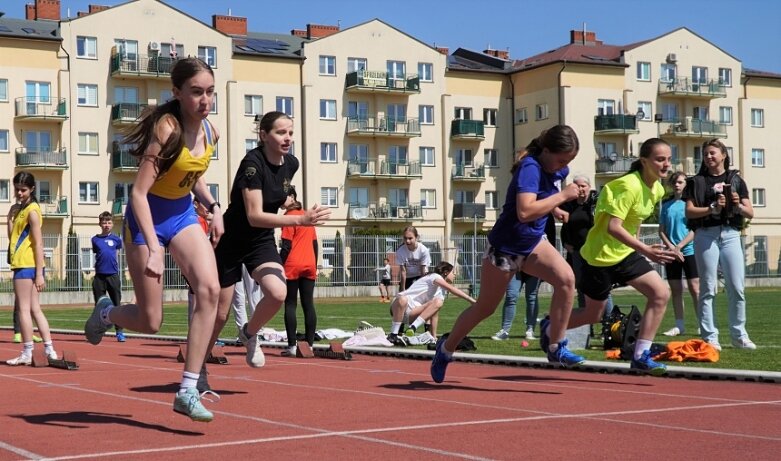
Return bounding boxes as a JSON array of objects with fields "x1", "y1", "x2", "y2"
[
  {"x1": 430, "y1": 336, "x2": 453, "y2": 383},
  {"x1": 630, "y1": 350, "x2": 667, "y2": 376},
  {"x1": 116, "y1": 330, "x2": 126, "y2": 342},
  {"x1": 173, "y1": 388, "x2": 214, "y2": 422},
  {"x1": 547, "y1": 339, "x2": 585, "y2": 367},
  {"x1": 539, "y1": 315, "x2": 551, "y2": 353},
  {"x1": 85, "y1": 296, "x2": 113, "y2": 345}
]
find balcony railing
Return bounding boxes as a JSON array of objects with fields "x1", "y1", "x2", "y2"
[
  {"x1": 112, "y1": 143, "x2": 140, "y2": 171},
  {"x1": 111, "y1": 103, "x2": 148, "y2": 124},
  {"x1": 345, "y1": 70, "x2": 420, "y2": 93},
  {"x1": 658, "y1": 77, "x2": 727, "y2": 98},
  {"x1": 38, "y1": 195, "x2": 68, "y2": 218},
  {"x1": 110, "y1": 53, "x2": 179, "y2": 78},
  {"x1": 452, "y1": 164, "x2": 486, "y2": 181},
  {"x1": 452, "y1": 203, "x2": 486, "y2": 221},
  {"x1": 112, "y1": 198, "x2": 127, "y2": 217},
  {"x1": 346, "y1": 116, "x2": 421, "y2": 137},
  {"x1": 594, "y1": 114, "x2": 639, "y2": 135},
  {"x1": 15, "y1": 147, "x2": 68, "y2": 169},
  {"x1": 346, "y1": 159, "x2": 377, "y2": 177},
  {"x1": 450, "y1": 119, "x2": 485, "y2": 140},
  {"x1": 378, "y1": 160, "x2": 422, "y2": 178},
  {"x1": 14, "y1": 97, "x2": 68, "y2": 122},
  {"x1": 659, "y1": 118, "x2": 727, "y2": 139},
  {"x1": 347, "y1": 202, "x2": 423, "y2": 221},
  {"x1": 595, "y1": 155, "x2": 635, "y2": 174}
]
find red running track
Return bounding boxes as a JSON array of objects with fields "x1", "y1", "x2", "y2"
[{"x1": 1, "y1": 333, "x2": 780, "y2": 460}]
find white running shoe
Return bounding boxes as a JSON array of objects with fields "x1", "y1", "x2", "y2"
[
  {"x1": 6, "y1": 354, "x2": 32, "y2": 366},
  {"x1": 663, "y1": 327, "x2": 682, "y2": 337},
  {"x1": 731, "y1": 337, "x2": 757, "y2": 350},
  {"x1": 491, "y1": 329, "x2": 510, "y2": 341},
  {"x1": 707, "y1": 340, "x2": 722, "y2": 352},
  {"x1": 525, "y1": 327, "x2": 536, "y2": 340},
  {"x1": 238, "y1": 324, "x2": 265, "y2": 368}
]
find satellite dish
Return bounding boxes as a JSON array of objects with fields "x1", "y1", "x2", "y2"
[{"x1": 636, "y1": 109, "x2": 645, "y2": 120}]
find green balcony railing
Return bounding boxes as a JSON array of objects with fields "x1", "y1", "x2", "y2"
[
  {"x1": 112, "y1": 198, "x2": 126, "y2": 216},
  {"x1": 14, "y1": 97, "x2": 68, "y2": 120},
  {"x1": 110, "y1": 53, "x2": 179, "y2": 77},
  {"x1": 450, "y1": 119, "x2": 485, "y2": 139},
  {"x1": 658, "y1": 77, "x2": 727, "y2": 98},
  {"x1": 594, "y1": 114, "x2": 638, "y2": 134},
  {"x1": 15, "y1": 147, "x2": 68, "y2": 169},
  {"x1": 112, "y1": 143, "x2": 140, "y2": 170},
  {"x1": 345, "y1": 70, "x2": 420, "y2": 93},
  {"x1": 111, "y1": 103, "x2": 147, "y2": 123},
  {"x1": 378, "y1": 160, "x2": 422, "y2": 177},
  {"x1": 39, "y1": 195, "x2": 68, "y2": 217},
  {"x1": 452, "y1": 164, "x2": 486, "y2": 181},
  {"x1": 452, "y1": 203, "x2": 486, "y2": 220},
  {"x1": 595, "y1": 156, "x2": 634, "y2": 174},
  {"x1": 346, "y1": 116, "x2": 420, "y2": 137},
  {"x1": 659, "y1": 118, "x2": 727, "y2": 138}
]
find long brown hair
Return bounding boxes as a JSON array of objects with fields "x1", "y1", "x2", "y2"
[
  {"x1": 697, "y1": 138, "x2": 730, "y2": 175},
  {"x1": 511, "y1": 125, "x2": 579, "y2": 174},
  {"x1": 123, "y1": 57, "x2": 214, "y2": 178},
  {"x1": 627, "y1": 138, "x2": 670, "y2": 175}
]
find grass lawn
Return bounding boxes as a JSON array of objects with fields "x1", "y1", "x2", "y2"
[{"x1": 2, "y1": 287, "x2": 779, "y2": 372}]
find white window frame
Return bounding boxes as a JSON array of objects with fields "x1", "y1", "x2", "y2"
[
  {"x1": 319, "y1": 99, "x2": 337, "y2": 120},
  {"x1": 535, "y1": 103, "x2": 549, "y2": 121},
  {"x1": 420, "y1": 189, "x2": 436, "y2": 208},
  {"x1": 244, "y1": 95, "x2": 262, "y2": 116},
  {"x1": 597, "y1": 142, "x2": 617, "y2": 158},
  {"x1": 320, "y1": 142, "x2": 337, "y2": 163},
  {"x1": 0, "y1": 79, "x2": 7, "y2": 102},
  {"x1": 418, "y1": 62, "x2": 433, "y2": 82},
  {"x1": 210, "y1": 93, "x2": 218, "y2": 114},
  {"x1": 484, "y1": 149, "x2": 498, "y2": 168},
  {"x1": 0, "y1": 129, "x2": 8, "y2": 152},
  {"x1": 80, "y1": 247, "x2": 95, "y2": 271},
  {"x1": 78, "y1": 132, "x2": 99, "y2": 155},
  {"x1": 277, "y1": 96, "x2": 294, "y2": 117},
  {"x1": 319, "y1": 55, "x2": 336, "y2": 75},
  {"x1": 485, "y1": 191, "x2": 498, "y2": 209},
  {"x1": 751, "y1": 108, "x2": 764, "y2": 127},
  {"x1": 597, "y1": 99, "x2": 615, "y2": 116},
  {"x1": 751, "y1": 148, "x2": 765, "y2": 168},
  {"x1": 483, "y1": 108, "x2": 498, "y2": 126},
  {"x1": 0, "y1": 179, "x2": 10, "y2": 202},
  {"x1": 77, "y1": 84, "x2": 98, "y2": 107},
  {"x1": 719, "y1": 106, "x2": 733, "y2": 125},
  {"x1": 419, "y1": 105, "x2": 434, "y2": 125},
  {"x1": 320, "y1": 187, "x2": 338, "y2": 207},
  {"x1": 718, "y1": 68, "x2": 732, "y2": 86},
  {"x1": 76, "y1": 36, "x2": 97, "y2": 59},
  {"x1": 752, "y1": 188, "x2": 765, "y2": 207},
  {"x1": 79, "y1": 181, "x2": 99, "y2": 204},
  {"x1": 348, "y1": 187, "x2": 369, "y2": 207},
  {"x1": 637, "y1": 101, "x2": 652, "y2": 121},
  {"x1": 347, "y1": 57, "x2": 367, "y2": 72},
  {"x1": 197, "y1": 46, "x2": 217, "y2": 67},
  {"x1": 692, "y1": 66, "x2": 708, "y2": 84},
  {"x1": 660, "y1": 63, "x2": 676, "y2": 82},
  {"x1": 455, "y1": 148, "x2": 473, "y2": 167},
  {"x1": 419, "y1": 146, "x2": 435, "y2": 166},
  {"x1": 515, "y1": 107, "x2": 528, "y2": 124},
  {"x1": 454, "y1": 107, "x2": 472, "y2": 119},
  {"x1": 636, "y1": 61, "x2": 651, "y2": 81}
]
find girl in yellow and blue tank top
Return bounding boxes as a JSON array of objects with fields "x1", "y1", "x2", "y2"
[
  {"x1": 5, "y1": 171, "x2": 58, "y2": 366},
  {"x1": 82, "y1": 57, "x2": 223, "y2": 422}
]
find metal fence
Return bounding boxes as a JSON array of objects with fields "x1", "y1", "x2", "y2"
[{"x1": 0, "y1": 224, "x2": 775, "y2": 293}]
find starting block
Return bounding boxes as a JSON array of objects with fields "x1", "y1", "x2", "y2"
[
  {"x1": 31, "y1": 350, "x2": 79, "y2": 370},
  {"x1": 296, "y1": 342, "x2": 352, "y2": 360},
  {"x1": 176, "y1": 344, "x2": 229, "y2": 365}
]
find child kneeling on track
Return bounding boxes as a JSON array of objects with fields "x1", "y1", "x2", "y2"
[{"x1": 387, "y1": 261, "x2": 475, "y2": 344}]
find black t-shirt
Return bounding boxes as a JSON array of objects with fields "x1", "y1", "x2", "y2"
[
  {"x1": 682, "y1": 171, "x2": 748, "y2": 229},
  {"x1": 222, "y1": 147, "x2": 299, "y2": 246},
  {"x1": 560, "y1": 192, "x2": 597, "y2": 250}
]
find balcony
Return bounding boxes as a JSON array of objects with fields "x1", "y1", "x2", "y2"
[
  {"x1": 111, "y1": 103, "x2": 148, "y2": 125},
  {"x1": 110, "y1": 53, "x2": 179, "y2": 79},
  {"x1": 594, "y1": 114, "x2": 638, "y2": 135},
  {"x1": 347, "y1": 202, "x2": 423, "y2": 221},
  {"x1": 39, "y1": 196, "x2": 68, "y2": 218},
  {"x1": 450, "y1": 119, "x2": 485, "y2": 140},
  {"x1": 112, "y1": 198, "x2": 127, "y2": 217},
  {"x1": 346, "y1": 116, "x2": 421, "y2": 137},
  {"x1": 14, "y1": 97, "x2": 68, "y2": 122},
  {"x1": 658, "y1": 77, "x2": 727, "y2": 99},
  {"x1": 452, "y1": 164, "x2": 486, "y2": 182},
  {"x1": 595, "y1": 155, "x2": 634, "y2": 174},
  {"x1": 112, "y1": 143, "x2": 140, "y2": 172},
  {"x1": 378, "y1": 160, "x2": 422, "y2": 179},
  {"x1": 345, "y1": 70, "x2": 420, "y2": 94},
  {"x1": 346, "y1": 159, "x2": 377, "y2": 178},
  {"x1": 659, "y1": 117, "x2": 727, "y2": 139},
  {"x1": 452, "y1": 203, "x2": 486, "y2": 222},
  {"x1": 15, "y1": 147, "x2": 68, "y2": 170}
]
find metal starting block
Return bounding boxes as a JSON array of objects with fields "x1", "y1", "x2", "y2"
[
  {"x1": 31, "y1": 350, "x2": 79, "y2": 370},
  {"x1": 296, "y1": 342, "x2": 352, "y2": 360},
  {"x1": 176, "y1": 344, "x2": 229, "y2": 364}
]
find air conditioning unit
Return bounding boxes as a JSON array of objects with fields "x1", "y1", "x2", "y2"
[
  {"x1": 666, "y1": 53, "x2": 677, "y2": 63},
  {"x1": 148, "y1": 41, "x2": 160, "y2": 51}
]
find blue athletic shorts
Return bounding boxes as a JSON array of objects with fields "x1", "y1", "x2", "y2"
[
  {"x1": 13, "y1": 268, "x2": 44, "y2": 279},
  {"x1": 123, "y1": 194, "x2": 198, "y2": 247}
]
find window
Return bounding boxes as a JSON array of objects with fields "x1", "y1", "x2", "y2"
[
  {"x1": 210, "y1": 93, "x2": 218, "y2": 114},
  {"x1": 347, "y1": 57, "x2": 366, "y2": 72},
  {"x1": 597, "y1": 142, "x2": 617, "y2": 158},
  {"x1": 347, "y1": 101, "x2": 368, "y2": 121},
  {"x1": 515, "y1": 107, "x2": 528, "y2": 124},
  {"x1": 484, "y1": 149, "x2": 498, "y2": 168},
  {"x1": 485, "y1": 191, "x2": 498, "y2": 209},
  {"x1": 693, "y1": 146, "x2": 702, "y2": 167},
  {"x1": 692, "y1": 66, "x2": 708, "y2": 84},
  {"x1": 418, "y1": 62, "x2": 433, "y2": 82},
  {"x1": 0, "y1": 250, "x2": 8, "y2": 270},
  {"x1": 719, "y1": 106, "x2": 733, "y2": 125},
  {"x1": 660, "y1": 63, "x2": 676, "y2": 82},
  {"x1": 320, "y1": 143, "x2": 337, "y2": 162},
  {"x1": 419, "y1": 105, "x2": 434, "y2": 125},
  {"x1": 535, "y1": 103, "x2": 549, "y2": 120},
  {"x1": 319, "y1": 55, "x2": 336, "y2": 75},
  {"x1": 597, "y1": 99, "x2": 615, "y2": 116},
  {"x1": 114, "y1": 39, "x2": 138, "y2": 64},
  {"x1": 36, "y1": 180, "x2": 51, "y2": 203},
  {"x1": 752, "y1": 188, "x2": 765, "y2": 207},
  {"x1": 670, "y1": 144, "x2": 679, "y2": 165},
  {"x1": 244, "y1": 95, "x2": 262, "y2": 116},
  {"x1": 388, "y1": 146, "x2": 408, "y2": 172},
  {"x1": 483, "y1": 108, "x2": 497, "y2": 126},
  {"x1": 636, "y1": 61, "x2": 651, "y2": 81},
  {"x1": 751, "y1": 108, "x2": 764, "y2": 127},
  {"x1": 320, "y1": 187, "x2": 338, "y2": 207},
  {"x1": 349, "y1": 144, "x2": 369, "y2": 172},
  {"x1": 637, "y1": 101, "x2": 652, "y2": 121},
  {"x1": 0, "y1": 79, "x2": 7, "y2": 101},
  {"x1": 692, "y1": 106, "x2": 709, "y2": 120},
  {"x1": 718, "y1": 68, "x2": 732, "y2": 86},
  {"x1": 419, "y1": 146, "x2": 435, "y2": 166},
  {"x1": 277, "y1": 97, "x2": 294, "y2": 117},
  {"x1": 348, "y1": 187, "x2": 368, "y2": 207},
  {"x1": 244, "y1": 139, "x2": 257, "y2": 153},
  {"x1": 454, "y1": 190, "x2": 475, "y2": 204},
  {"x1": 387, "y1": 60, "x2": 406, "y2": 88},
  {"x1": 454, "y1": 107, "x2": 472, "y2": 119},
  {"x1": 161, "y1": 42, "x2": 183, "y2": 59},
  {"x1": 114, "y1": 86, "x2": 138, "y2": 104},
  {"x1": 0, "y1": 179, "x2": 9, "y2": 202},
  {"x1": 198, "y1": 46, "x2": 217, "y2": 67},
  {"x1": 26, "y1": 81, "x2": 50, "y2": 105},
  {"x1": 388, "y1": 188, "x2": 409, "y2": 208},
  {"x1": 752, "y1": 149, "x2": 765, "y2": 167},
  {"x1": 455, "y1": 149, "x2": 473, "y2": 166},
  {"x1": 79, "y1": 182, "x2": 99, "y2": 204},
  {"x1": 78, "y1": 132, "x2": 99, "y2": 155},
  {"x1": 80, "y1": 247, "x2": 94, "y2": 272},
  {"x1": 0, "y1": 129, "x2": 8, "y2": 152},
  {"x1": 208, "y1": 184, "x2": 219, "y2": 203},
  {"x1": 319, "y1": 99, "x2": 337, "y2": 119},
  {"x1": 77, "y1": 84, "x2": 98, "y2": 106},
  {"x1": 662, "y1": 103, "x2": 678, "y2": 121},
  {"x1": 76, "y1": 36, "x2": 97, "y2": 58},
  {"x1": 420, "y1": 189, "x2": 436, "y2": 208}
]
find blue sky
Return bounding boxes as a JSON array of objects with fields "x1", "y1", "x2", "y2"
[{"x1": 5, "y1": 0, "x2": 781, "y2": 73}]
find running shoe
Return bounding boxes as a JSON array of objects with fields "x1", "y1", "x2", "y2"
[
  {"x1": 6, "y1": 354, "x2": 32, "y2": 366},
  {"x1": 116, "y1": 330, "x2": 126, "y2": 342},
  {"x1": 663, "y1": 327, "x2": 682, "y2": 337},
  {"x1": 491, "y1": 329, "x2": 510, "y2": 341},
  {"x1": 12, "y1": 333, "x2": 21, "y2": 343},
  {"x1": 238, "y1": 324, "x2": 265, "y2": 368},
  {"x1": 33, "y1": 335, "x2": 42, "y2": 343},
  {"x1": 539, "y1": 316, "x2": 551, "y2": 353},
  {"x1": 46, "y1": 350, "x2": 58, "y2": 361},
  {"x1": 430, "y1": 336, "x2": 453, "y2": 383},
  {"x1": 630, "y1": 350, "x2": 667, "y2": 376},
  {"x1": 706, "y1": 339, "x2": 722, "y2": 352},
  {"x1": 525, "y1": 327, "x2": 536, "y2": 340},
  {"x1": 547, "y1": 339, "x2": 585, "y2": 367},
  {"x1": 281, "y1": 345, "x2": 297, "y2": 357},
  {"x1": 85, "y1": 296, "x2": 113, "y2": 345},
  {"x1": 731, "y1": 337, "x2": 757, "y2": 350},
  {"x1": 173, "y1": 388, "x2": 214, "y2": 422}
]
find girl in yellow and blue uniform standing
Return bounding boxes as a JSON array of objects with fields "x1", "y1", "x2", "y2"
[
  {"x1": 83, "y1": 57, "x2": 223, "y2": 422},
  {"x1": 6, "y1": 171, "x2": 57, "y2": 365}
]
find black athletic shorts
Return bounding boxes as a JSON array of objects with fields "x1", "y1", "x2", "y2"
[
  {"x1": 665, "y1": 254, "x2": 698, "y2": 280},
  {"x1": 215, "y1": 237, "x2": 281, "y2": 288},
  {"x1": 579, "y1": 251, "x2": 654, "y2": 301}
]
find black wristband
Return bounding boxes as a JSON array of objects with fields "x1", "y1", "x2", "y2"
[{"x1": 208, "y1": 201, "x2": 221, "y2": 213}]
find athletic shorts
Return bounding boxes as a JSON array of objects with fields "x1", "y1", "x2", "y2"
[
  {"x1": 13, "y1": 268, "x2": 44, "y2": 280},
  {"x1": 285, "y1": 265, "x2": 317, "y2": 281},
  {"x1": 380, "y1": 278, "x2": 391, "y2": 287},
  {"x1": 391, "y1": 295, "x2": 421, "y2": 324},
  {"x1": 483, "y1": 243, "x2": 527, "y2": 273},
  {"x1": 579, "y1": 252, "x2": 654, "y2": 301},
  {"x1": 124, "y1": 194, "x2": 198, "y2": 247},
  {"x1": 665, "y1": 255, "x2": 698, "y2": 280},
  {"x1": 404, "y1": 275, "x2": 422, "y2": 290},
  {"x1": 215, "y1": 237, "x2": 282, "y2": 288}
]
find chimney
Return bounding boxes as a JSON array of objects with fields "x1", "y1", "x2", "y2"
[
  {"x1": 306, "y1": 23, "x2": 339, "y2": 39},
  {"x1": 29, "y1": 0, "x2": 60, "y2": 21},
  {"x1": 435, "y1": 46, "x2": 449, "y2": 55},
  {"x1": 483, "y1": 48, "x2": 509, "y2": 60},
  {"x1": 88, "y1": 5, "x2": 109, "y2": 13},
  {"x1": 291, "y1": 29, "x2": 307, "y2": 37},
  {"x1": 569, "y1": 29, "x2": 600, "y2": 46},
  {"x1": 26, "y1": 4, "x2": 35, "y2": 19},
  {"x1": 213, "y1": 14, "x2": 247, "y2": 36}
]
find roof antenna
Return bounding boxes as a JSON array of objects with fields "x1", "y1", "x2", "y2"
[
  {"x1": 228, "y1": 8, "x2": 232, "y2": 16},
  {"x1": 582, "y1": 22, "x2": 587, "y2": 44}
]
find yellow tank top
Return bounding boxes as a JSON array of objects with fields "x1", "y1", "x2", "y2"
[
  {"x1": 9, "y1": 202, "x2": 42, "y2": 269},
  {"x1": 149, "y1": 119, "x2": 215, "y2": 199}
]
